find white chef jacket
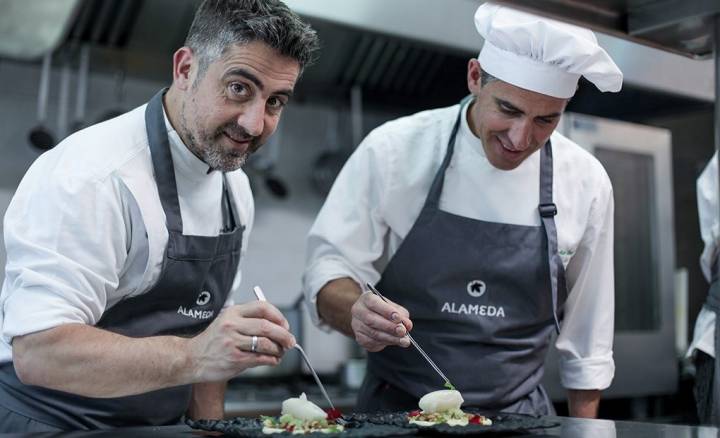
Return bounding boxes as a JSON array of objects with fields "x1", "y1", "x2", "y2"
[
  {"x1": 688, "y1": 152, "x2": 718, "y2": 358},
  {"x1": 303, "y1": 101, "x2": 615, "y2": 391},
  {"x1": 0, "y1": 101, "x2": 254, "y2": 363}
]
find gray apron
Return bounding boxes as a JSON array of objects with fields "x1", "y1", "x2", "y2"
[
  {"x1": 359, "y1": 100, "x2": 567, "y2": 415},
  {"x1": 701, "y1": 254, "x2": 720, "y2": 423},
  {"x1": 0, "y1": 89, "x2": 244, "y2": 431}
]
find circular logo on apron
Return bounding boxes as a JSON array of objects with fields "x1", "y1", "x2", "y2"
[
  {"x1": 196, "y1": 291, "x2": 212, "y2": 306},
  {"x1": 466, "y1": 280, "x2": 486, "y2": 297}
]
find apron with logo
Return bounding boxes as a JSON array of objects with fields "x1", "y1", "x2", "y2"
[
  {"x1": 0, "y1": 89, "x2": 244, "y2": 430},
  {"x1": 359, "y1": 100, "x2": 568, "y2": 415}
]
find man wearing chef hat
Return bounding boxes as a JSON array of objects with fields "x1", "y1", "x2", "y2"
[
  {"x1": 304, "y1": 3, "x2": 621, "y2": 417},
  {"x1": 0, "y1": 0, "x2": 318, "y2": 431}
]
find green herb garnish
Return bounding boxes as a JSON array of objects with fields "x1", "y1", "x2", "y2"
[{"x1": 444, "y1": 381, "x2": 456, "y2": 390}]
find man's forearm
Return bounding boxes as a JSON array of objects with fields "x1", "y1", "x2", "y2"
[
  {"x1": 316, "y1": 277, "x2": 363, "y2": 337},
  {"x1": 187, "y1": 381, "x2": 226, "y2": 420},
  {"x1": 567, "y1": 389, "x2": 601, "y2": 418},
  {"x1": 13, "y1": 323, "x2": 196, "y2": 398}
]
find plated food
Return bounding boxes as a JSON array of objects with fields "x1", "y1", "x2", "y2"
[
  {"x1": 406, "y1": 389, "x2": 492, "y2": 427},
  {"x1": 261, "y1": 393, "x2": 344, "y2": 434}
]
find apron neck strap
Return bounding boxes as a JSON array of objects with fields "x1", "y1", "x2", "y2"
[
  {"x1": 221, "y1": 174, "x2": 237, "y2": 232},
  {"x1": 145, "y1": 88, "x2": 183, "y2": 233},
  {"x1": 423, "y1": 96, "x2": 472, "y2": 209},
  {"x1": 538, "y1": 141, "x2": 562, "y2": 334}
]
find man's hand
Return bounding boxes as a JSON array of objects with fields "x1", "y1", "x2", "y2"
[
  {"x1": 567, "y1": 389, "x2": 601, "y2": 418},
  {"x1": 350, "y1": 291, "x2": 413, "y2": 352},
  {"x1": 187, "y1": 301, "x2": 296, "y2": 382}
]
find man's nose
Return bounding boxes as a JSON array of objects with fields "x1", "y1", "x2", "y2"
[
  {"x1": 507, "y1": 119, "x2": 532, "y2": 151},
  {"x1": 237, "y1": 101, "x2": 265, "y2": 137}
]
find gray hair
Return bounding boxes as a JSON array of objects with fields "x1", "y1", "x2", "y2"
[
  {"x1": 185, "y1": 0, "x2": 320, "y2": 81},
  {"x1": 480, "y1": 69, "x2": 499, "y2": 87}
]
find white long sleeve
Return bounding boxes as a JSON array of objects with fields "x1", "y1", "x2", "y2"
[{"x1": 688, "y1": 152, "x2": 718, "y2": 358}]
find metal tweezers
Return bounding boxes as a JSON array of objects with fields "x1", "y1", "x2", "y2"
[{"x1": 365, "y1": 282, "x2": 457, "y2": 391}]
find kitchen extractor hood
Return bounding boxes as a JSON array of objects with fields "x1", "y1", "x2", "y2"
[
  {"x1": 496, "y1": 0, "x2": 719, "y2": 59},
  {"x1": 284, "y1": 0, "x2": 715, "y2": 104},
  {"x1": 2, "y1": 0, "x2": 712, "y2": 119}
]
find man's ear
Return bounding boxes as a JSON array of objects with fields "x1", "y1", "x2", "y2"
[
  {"x1": 172, "y1": 47, "x2": 195, "y2": 91},
  {"x1": 467, "y1": 58, "x2": 482, "y2": 95}
]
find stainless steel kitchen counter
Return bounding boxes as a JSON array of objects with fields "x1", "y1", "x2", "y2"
[{"x1": 1, "y1": 416, "x2": 717, "y2": 437}]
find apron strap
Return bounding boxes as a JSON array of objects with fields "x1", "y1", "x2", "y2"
[
  {"x1": 424, "y1": 96, "x2": 473, "y2": 210},
  {"x1": 145, "y1": 89, "x2": 183, "y2": 233},
  {"x1": 221, "y1": 174, "x2": 237, "y2": 233},
  {"x1": 538, "y1": 141, "x2": 562, "y2": 334}
]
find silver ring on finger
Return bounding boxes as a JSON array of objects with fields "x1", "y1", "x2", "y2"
[{"x1": 251, "y1": 335, "x2": 258, "y2": 353}]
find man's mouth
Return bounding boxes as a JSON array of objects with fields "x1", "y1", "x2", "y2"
[
  {"x1": 496, "y1": 136, "x2": 523, "y2": 155},
  {"x1": 222, "y1": 132, "x2": 256, "y2": 153},
  {"x1": 224, "y1": 132, "x2": 252, "y2": 144}
]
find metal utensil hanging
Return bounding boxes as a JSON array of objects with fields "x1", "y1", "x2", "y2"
[
  {"x1": 247, "y1": 121, "x2": 289, "y2": 199},
  {"x1": 95, "y1": 69, "x2": 127, "y2": 123},
  {"x1": 260, "y1": 122, "x2": 289, "y2": 199},
  {"x1": 28, "y1": 52, "x2": 55, "y2": 150},
  {"x1": 310, "y1": 86, "x2": 364, "y2": 196},
  {"x1": 56, "y1": 51, "x2": 73, "y2": 141},
  {"x1": 311, "y1": 109, "x2": 344, "y2": 196},
  {"x1": 350, "y1": 85, "x2": 363, "y2": 148},
  {"x1": 70, "y1": 44, "x2": 90, "y2": 133}
]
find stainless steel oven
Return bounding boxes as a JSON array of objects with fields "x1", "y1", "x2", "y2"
[{"x1": 542, "y1": 113, "x2": 677, "y2": 400}]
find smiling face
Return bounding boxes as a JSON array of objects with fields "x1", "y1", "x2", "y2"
[
  {"x1": 166, "y1": 40, "x2": 300, "y2": 172},
  {"x1": 466, "y1": 59, "x2": 568, "y2": 170}
]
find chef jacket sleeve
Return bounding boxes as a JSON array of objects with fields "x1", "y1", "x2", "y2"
[
  {"x1": 698, "y1": 152, "x2": 718, "y2": 283},
  {"x1": 303, "y1": 130, "x2": 391, "y2": 326},
  {"x1": 555, "y1": 169, "x2": 615, "y2": 390},
  {"x1": 1, "y1": 171, "x2": 129, "y2": 344}
]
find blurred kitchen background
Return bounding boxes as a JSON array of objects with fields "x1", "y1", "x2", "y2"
[{"x1": 0, "y1": 0, "x2": 718, "y2": 425}]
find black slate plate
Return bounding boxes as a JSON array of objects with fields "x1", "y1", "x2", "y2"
[
  {"x1": 347, "y1": 409, "x2": 560, "y2": 435},
  {"x1": 185, "y1": 416, "x2": 417, "y2": 437}
]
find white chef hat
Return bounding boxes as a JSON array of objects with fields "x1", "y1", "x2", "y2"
[{"x1": 474, "y1": 3, "x2": 623, "y2": 98}]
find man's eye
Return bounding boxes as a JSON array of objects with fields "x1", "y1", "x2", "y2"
[
  {"x1": 267, "y1": 97, "x2": 286, "y2": 110},
  {"x1": 536, "y1": 117, "x2": 555, "y2": 125},
  {"x1": 229, "y1": 83, "x2": 249, "y2": 96}
]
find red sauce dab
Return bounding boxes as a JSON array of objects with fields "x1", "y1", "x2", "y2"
[
  {"x1": 326, "y1": 408, "x2": 343, "y2": 420},
  {"x1": 469, "y1": 415, "x2": 484, "y2": 424},
  {"x1": 408, "y1": 410, "x2": 421, "y2": 417}
]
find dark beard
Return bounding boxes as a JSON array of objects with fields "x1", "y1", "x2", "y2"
[{"x1": 179, "y1": 106, "x2": 261, "y2": 172}]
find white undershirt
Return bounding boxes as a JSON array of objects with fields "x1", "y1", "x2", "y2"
[
  {"x1": 0, "y1": 102, "x2": 253, "y2": 363},
  {"x1": 303, "y1": 101, "x2": 615, "y2": 390}
]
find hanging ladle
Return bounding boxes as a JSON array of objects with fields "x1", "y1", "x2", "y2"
[
  {"x1": 70, "y1": 44, "x2": 90, "y2": 133},
  {"x1": 28, "y1": 52, "x2": 55, "y2": 150}
]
